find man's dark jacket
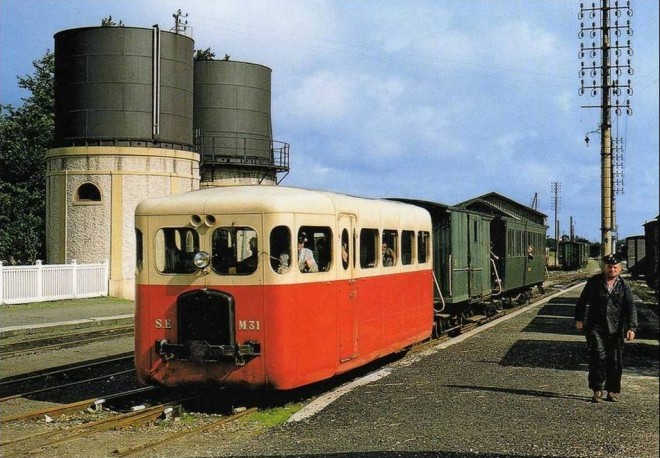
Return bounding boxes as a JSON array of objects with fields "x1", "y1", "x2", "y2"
[{"x1": 575, "y1": 273, "x2": 637, "y2": 334}]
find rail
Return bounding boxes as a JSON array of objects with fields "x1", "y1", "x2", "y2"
[{"x1": 195, "y1": 133, "x2": 290, "y2": 172}]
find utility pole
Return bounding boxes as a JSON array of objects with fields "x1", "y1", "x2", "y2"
[
  {"x1": 612, "y1": 136, "x2": 624, "y2": 249},
  {"x1": 551, "y1": 182, "x2": 561, "y2": 267},
  {"x1": 578, "y1": 0, "x2": 633, "y2": 257}
]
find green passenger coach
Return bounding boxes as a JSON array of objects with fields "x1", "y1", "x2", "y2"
[
  {"x1": 392, "y1": 199, "x2": 493, "y2": 317},
  {"x1": 457, "y1": 192, "x2": 548, "y2": 302}
]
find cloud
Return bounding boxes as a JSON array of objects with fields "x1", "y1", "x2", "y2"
[
  {"x1": 282, "y1": 71, "x2": 353, "y2": 123},
  {"x1": 0, "y1": 0, "x2": 656, "y2": 241}
]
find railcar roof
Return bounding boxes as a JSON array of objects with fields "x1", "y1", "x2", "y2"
[{"x1": 135, "y1": 185, "x2": 427, "y2": 219}]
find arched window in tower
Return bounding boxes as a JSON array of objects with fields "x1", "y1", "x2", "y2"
[{"x1": 75, "y1": 183, "x2": 102, "y2": 203}]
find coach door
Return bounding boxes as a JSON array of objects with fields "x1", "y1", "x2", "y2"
[
  {"x1": 338, "y1": 214, "x2": 358, "y2": 362},
  {"x1": 467, "y1": 214, "x2": 487, "y2": 298}
]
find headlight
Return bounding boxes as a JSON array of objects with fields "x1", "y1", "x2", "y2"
[{"x1": 193, "y1": 251, "x2": 211, "y2": 269}]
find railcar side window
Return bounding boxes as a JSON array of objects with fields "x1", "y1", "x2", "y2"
[
  {"x1": 155, "y1": 228, "x2": 199, "y2": 274},
  {"x1": 382, "y1": 229, "x2": 398, "y2": 267},
  {"x1": 341, "y1": 229, "x2": 350, "y2": 269},
  {"x1": 402, "y1": 230, "x2": 415, "y2": 265},
  {"x1": 298, "y1": 226, "x2": 332, "y2": 272},
  {"x1": 417, "y1": 231, "x2": 430, "y2": 264},
  {"x1": 270, "y1": 226, "x2": 292, "y2": 274},
  {"x1": 360, "y1": 228, "x2": 379, "y2": 268},
  {"x1": 211, "y1": 227, "x2": 259, "y2": 275},
  {"x1": 135, "y1": 229, "x2": 143, "y2": 273}
]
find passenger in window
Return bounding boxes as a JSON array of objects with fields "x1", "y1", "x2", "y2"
[
  {"x1": 342, "y1": 242, "x2": 349, "y2": 268},
  {"x1": 316, "y1": 237, "x2": 330, "y2": 271},
  {"x1": 237, "y1": 237, "x2": 259, "y2": 273},
  {"x1": 528, "y1": 245, "x2": 534, "y2": 260},
  {"x1": 382, "y1": 243, "x2": 395, "y2": 267},
  {"x1": 278, "y1": 253, "x2": 290, "y2": 273},
  {"x1": 297, "y1": 235, "x2": 319, "y2": 273}
]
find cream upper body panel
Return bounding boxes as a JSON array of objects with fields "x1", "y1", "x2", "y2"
[
  {"x1": 136, "y1": 185, "x2": 428, "y2": 222},
  {"x1": 135, "y1": 186, "x2": 432, "y2": 286}
]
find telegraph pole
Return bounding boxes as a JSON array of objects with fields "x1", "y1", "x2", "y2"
[
  {"x1": 551, "y1": 182, "x2": 561, "y2": 267},
  {"x1": 578, "y1": 0, "x2": 633, "y2": 257},
  {"x1": 612, "y1": 136, "x2": 625, "y2": 249}
]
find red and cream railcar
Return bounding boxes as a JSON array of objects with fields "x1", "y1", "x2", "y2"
[{"x1": 134, "y1": 185, "x2": 433, "y2": 390}]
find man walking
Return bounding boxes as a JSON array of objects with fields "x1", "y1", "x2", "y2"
[{"x1": 575, "y1": 253, "x2": 637, "y2": 403}]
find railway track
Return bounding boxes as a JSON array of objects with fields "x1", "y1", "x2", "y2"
[
  {"x1": 0, "y1": 353, "x2": 136, "y2": 401},
  {"x1": 0, "y1": 325, "x2": 133, "y2": 358},
  {"x1": 1, "y1": 377, "x2": 262, "y2": 458},
  {"x1": 0, "y1": 388, "x2": 221, "y2": 458},
  {"x1": 112, "y1": 407, "x2": 258, "y2": 458}
]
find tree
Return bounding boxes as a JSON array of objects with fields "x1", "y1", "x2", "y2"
[
  {"x1": 101, "y1": 16, "x2": 124, "y2": 27},
  {"x1": 0, "y1": 51, "x2": 54, "y2": 264},
  {"x1": 194, "y1": 47, "x2": 216, "y2": 61}
]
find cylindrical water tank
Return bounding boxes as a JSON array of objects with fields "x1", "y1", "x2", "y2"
[
  {"x1": 194, "y1": 60, "x2": 273, "y2": 163},
  {"x1": 54, "y1": 26, "x2": 194, "y2": 149}
]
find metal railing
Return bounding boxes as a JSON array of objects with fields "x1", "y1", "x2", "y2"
[
  {"x1": 195, "y1": 133, "x2": 290, "y2": 172},
  {"x1": 0, "y1": 260, "x2": 109, "y2": 305}
]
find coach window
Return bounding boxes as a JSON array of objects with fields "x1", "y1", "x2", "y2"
[
  {"x1": 360, "y1": 228, "x2": 378, "y2": 268},
  {"x1": 270, "y1": 226, "x2": 292, "y2": 274},
  {"x1": 155, "y1": 228, "x2": 199, "y2": 274},
  {"x1": 402, "y1": 230, "x2": 415, "y2": 265},
  {"x1": 418, "y1": 231, "x2": 430, "y2": 264},
  {"x1": 298, "y1": 226, "x2": 333, "y2": 272},
  {"x1": 135, "y1": 229, "x2": 143, "y2": 273},
  {"x1": 211, "y1": 227, "x2": 259, "y2": 275},
  {"x1": 382, "y1": 229, "x2": 398, "y2": 267}
]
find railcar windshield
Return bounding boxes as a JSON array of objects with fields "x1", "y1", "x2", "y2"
[
  {"x1": 155, "y1": 227, "x2": 200, "y2": 274},
  {"x1": 212, "y1": 227, "x2": 259, "y2": 275}
]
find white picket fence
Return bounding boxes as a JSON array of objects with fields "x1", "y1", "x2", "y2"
[{"x1": 0, "y1": 260, "x2": 109, "y2": 305}]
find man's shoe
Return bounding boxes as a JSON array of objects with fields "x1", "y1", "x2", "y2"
[
  {"x1": 592, "y1": 390, "x2": 603, "y2": 403},
  {"x1": 606, "y1": 392, "x2": 618, "y2": 402}
]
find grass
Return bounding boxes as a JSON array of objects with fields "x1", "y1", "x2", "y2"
[{"x1": 247, "y1": 403, "x2": 304, "y2": 427}]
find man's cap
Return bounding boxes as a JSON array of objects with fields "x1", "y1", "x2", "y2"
[{"x1": 603, "y1": 253, "x2": 622, "y2": 265}]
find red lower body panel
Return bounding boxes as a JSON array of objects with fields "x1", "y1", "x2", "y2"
[{"x1": 135, "y1": 270, "x2": 433, "y2": 390}]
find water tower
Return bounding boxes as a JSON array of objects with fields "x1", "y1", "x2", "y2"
[
  {"x1": 193, "y1": 59, "x2": 289, "y2": 186},
  {"x1": 46, "y1": 25, "x2": 199, "y2": 299}
]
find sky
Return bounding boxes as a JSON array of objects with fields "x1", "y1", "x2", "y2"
[{"x1": 1, "y1": 0, "x2": 658, "y2": 242}]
